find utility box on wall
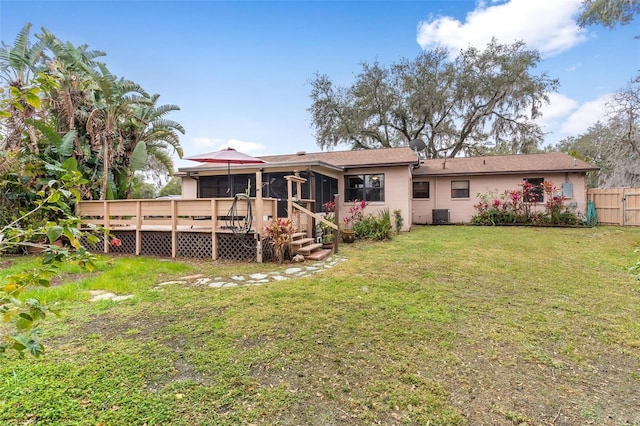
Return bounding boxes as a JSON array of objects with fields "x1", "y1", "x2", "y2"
[{"x1": 432, "y1": 209, "x2": 450, "y2": 224}]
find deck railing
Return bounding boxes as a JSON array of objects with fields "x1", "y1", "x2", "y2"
[{"x1": 76, "y1": 197, "x2": 278, "y2": 260}]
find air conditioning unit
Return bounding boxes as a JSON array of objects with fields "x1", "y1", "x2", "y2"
[{"x1": 432, "y1": 209, "x2": 450, "y2": 224}]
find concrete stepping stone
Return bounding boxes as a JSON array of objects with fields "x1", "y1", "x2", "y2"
[
  {"x1": 285, "y1": 267, "x2": 302, "y2": 274},
  {"x1": 194, "y1": 277, "x2": 212, "y2": 286},
  {"x1": 157, "y1": 280, "x2": 187, "y2": 286},
  {"x1": 180, "y1": 274, "x2": 204, "y2": 280},
  {"x1": 250, "y1": 273, "x2": 268, "y2": 280},
  {"x1": 231, "y1": 275, "x2": 245, "y2": 281},
  {"x1": 89, "y1": 290, "x2": 133, "y2": 302},
  {"x1": 112, "y1": 295, "x2": 134, "y2": 302}
]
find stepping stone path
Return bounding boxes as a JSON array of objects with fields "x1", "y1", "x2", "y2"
[
  {"x1": 88, "y1": 255, "x2": 347, "y2": 302},
  {"x1": 89, "y1": 290, "x2": 134, "y2": 303},
  {"x1": 153, "y1": 255, "x2": 348, "y2": 290}
]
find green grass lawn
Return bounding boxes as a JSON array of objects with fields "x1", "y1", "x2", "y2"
[{"x1": 1, "y1": 226, "x2": 639, "y2": 425}]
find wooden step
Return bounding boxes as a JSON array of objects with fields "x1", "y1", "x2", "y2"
[
  {"x1": 305, "y1": 248, "x2": 333, "y2": 261},
  {"x1": 295, "y1": 242, "x2": 323, "y2": 254},
  {"x1": 291, "y1": 237, "x2": 315, "y2": 247},
  {"x1": 291, "y1": 232, "x2": 307, "y2": 239}
]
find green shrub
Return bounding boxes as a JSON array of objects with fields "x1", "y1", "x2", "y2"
[
  {"x1": 353, "y1": 209, "x2": 392, "y2": 240},
  {"x1": 393, "y1": 209, "x2": 404, "y2": 233}
]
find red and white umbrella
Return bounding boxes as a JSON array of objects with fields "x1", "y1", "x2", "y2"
[{"x1": 184, "y1": 148, "x2": 265, "y2": 193}]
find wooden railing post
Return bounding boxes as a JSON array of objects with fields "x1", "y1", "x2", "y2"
[
  {"x1": 287, "y1": 177, "x2": 293, "y2": 225},
  {"x1": 171, "y1": 199, "x2": 178, "y2": 258},
  {"x1": 103, "y1": 200, "x2": 109, "y2": 254},
  {"x1": 211, "y1": 199, "x2": 217, "y2": 260},
  {"x1": 136, "y1": 201, "x2": 142, "y2": 255}
]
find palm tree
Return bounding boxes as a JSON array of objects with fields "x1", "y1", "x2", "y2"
[
  {"x1": 86, "y1": 64, "x2": 149, "y2": 200},
  {"x1": 37, "y1": 29, "x2": 105, "y2": 160},
  {"x1": 116, "y1": 94, "x2": 185, "y2": 196},
  {"x1": 0, "y1": 22, "x2": 47, "y2": 154}
]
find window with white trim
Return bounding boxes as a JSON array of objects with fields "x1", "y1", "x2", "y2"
[{"x1": 451, "y1": 180, "x2": 470, "y2": 199}]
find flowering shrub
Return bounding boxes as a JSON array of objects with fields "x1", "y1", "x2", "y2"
[
  {"x1": 322, "y1": 200, "x2": 336, "y2": 213},
  {"x1": 343, "y1": 200, "x2": 367, "y2": 230},
  {"x1": 262, "y1": 218, "x2": 293, "y2": 263},
  {"x1": 471, "y1": 180, "x2": 580, "y2": 226}
]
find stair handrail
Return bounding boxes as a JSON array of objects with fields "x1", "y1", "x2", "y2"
[{"x1": 291, "y1": 202, "x2": 338, "y2": 230}]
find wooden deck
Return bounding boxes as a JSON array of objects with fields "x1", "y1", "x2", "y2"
[{"x1": 76, "y1": 197, "x2": 278, "y2": 260}]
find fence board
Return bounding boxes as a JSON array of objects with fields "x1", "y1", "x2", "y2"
[{"x1": 588, "y1": 188, "x2": 640, "y2": 226}]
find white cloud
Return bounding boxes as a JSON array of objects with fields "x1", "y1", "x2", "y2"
[
  {"x1": 559, "y1": 93, "x2": 611, "y2": 135},
  {"x1": 223, "y1": 139, "x2": 268, "y2": 156},
  {"x1": 534, "y1": 92, "x2": 612, "y2": 145},
  {"x1": 191, "y1": 137, "x2": 224, "y2": 150},
  {"x1": 187, "y1": 137, "x2": 267, "y2": 157},
  {"x1": 417, "y1": 0, "x2": 587, "y2": 56},
  {"x1": 537, "y1": 92, "x2": 579, "y2": 130}
]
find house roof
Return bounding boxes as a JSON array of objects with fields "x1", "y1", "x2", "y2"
[
  {"x1": 412, "y1": 152, "x2": 599, "y2": 177},
  {"x1": 177, "y1": 147, "x2": 598, "y2": 177},
  {"x1": 258, "y1": 147, "x2": 418, "y2": 168},
  {"x1": 177, "y1": 147, "x2": 419, "y2": 174}
]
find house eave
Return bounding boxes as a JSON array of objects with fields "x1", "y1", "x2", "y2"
[
  {"x1": 176, "y1": 159, "x2": 345, "y2": 176},
  {"x1": 414, "y1": 168, "x2": 599, "y2": 177}
]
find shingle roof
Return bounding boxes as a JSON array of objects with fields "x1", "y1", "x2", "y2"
[
  {"x1": 258, "y1": 147, "x2": 418, "y2": 168},
  {"x1": 412, "y1": 152, "x2": 599, "y2": 176}
]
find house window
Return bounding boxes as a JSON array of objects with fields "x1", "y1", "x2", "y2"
[
  {"x1": 412, "y1": 181, "x2": 430, "y2": 199},
  {"x1": 451, "y1": 180, "x2": 469, "y2": 199},
  {"x1": 345, "y1": 174, "x2": 384, "y2": 202},
  {"x1": 523, "y1": 178, "x2": 544, "y2": 202}
]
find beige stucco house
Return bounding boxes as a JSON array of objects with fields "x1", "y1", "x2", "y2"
[{"x1": 177, "y1": 148, "x2": 598, "y2": 229}]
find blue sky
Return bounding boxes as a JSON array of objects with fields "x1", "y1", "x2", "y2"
[{"x1": 1, "y1": 0, "x2": 638, "y2": 171}]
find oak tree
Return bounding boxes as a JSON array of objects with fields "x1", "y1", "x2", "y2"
[{"x1": 308, "y1": 40, "x2": 558, "y2": 158}]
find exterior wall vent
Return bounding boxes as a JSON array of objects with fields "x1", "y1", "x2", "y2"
[{"x1": 432, "y1": 209, "x2": 450, "y2": 224}]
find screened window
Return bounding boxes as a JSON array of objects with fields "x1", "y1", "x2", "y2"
[
  {"x1": 451, "y1": 180, "x2": 470, "y2": 199},
  {"x1": 523, "y1": 178, "x2": 544, "y2": 202},
  {"x1": 344, "y1": 174, "x2": 384, "y2": 202},
  {"x1": 412, "y1": 181, "x2": 430, "y2": 199},
  {"x1": 198, "y1": 175, "x2": 256, "y2": 198}
]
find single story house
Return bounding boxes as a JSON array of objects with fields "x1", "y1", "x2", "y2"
[{"x1": 177, "y1": 148, "x2": 598, "y2": 229}]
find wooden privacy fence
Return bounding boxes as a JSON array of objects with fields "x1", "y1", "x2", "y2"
[
  {"x1": 588, "y1": 188, "x2": 640, "y2": 226},
  {"x1": 76, "y1": 197, "x2": 278, "y2": 260}
]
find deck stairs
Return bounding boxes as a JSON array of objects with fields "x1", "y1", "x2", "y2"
[{"x1": 290, "y1": 231, "x2": 332, "y2": 261}]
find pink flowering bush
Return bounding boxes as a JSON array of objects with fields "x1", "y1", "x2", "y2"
[
  {"x1": 472, "y1": 180, "x2": 580, "y2": 226},
  {"x1": 342, "y1": 200, "x2": 367, "y2": 230}
]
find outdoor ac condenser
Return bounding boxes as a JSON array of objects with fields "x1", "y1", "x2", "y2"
[{"x1": 432, "y1": 209, "x2": 450, "y2": 224}]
